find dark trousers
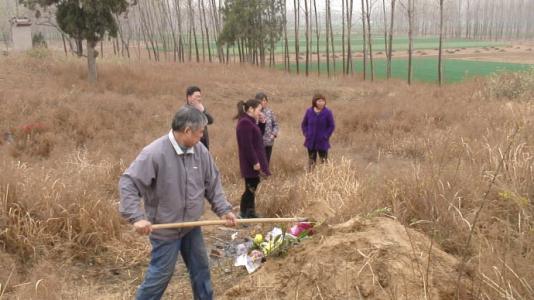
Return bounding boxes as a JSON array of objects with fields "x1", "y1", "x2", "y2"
[
  {"x1": 265, "y1": 146, "x2": 273, "y2": 163},
  {"x1": 308, "y1": 149, "x2": 328, "y2": 164},
  {"x1": 307, "y1": 149, "x2": 328, "y2": 171},
  {"x1": 240, "y1": 177, "x2": 260, "y2": 218}
]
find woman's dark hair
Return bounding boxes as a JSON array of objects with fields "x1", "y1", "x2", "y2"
[
  {"x1": 312, "y1": 93, "x2": 326, "y2": 108},
  {"x1": 255, "y1": 92, "x2": 268, "y2": 102},
  {"x1": 234, "y1": 99, "x2": 262, "y2": 120}
]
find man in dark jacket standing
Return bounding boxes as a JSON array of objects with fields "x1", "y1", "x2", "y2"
[
  {"x1": 119, "y1": 106, "x2": 236, "y2": 300},
  {"x1": 186, "y1": 86, "x2": 214, "y2": 150}
]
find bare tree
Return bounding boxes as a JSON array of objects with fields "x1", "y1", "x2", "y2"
[
  {"x1": 162, "y1": 1, "x2": 178, "y2": 62},
  {"x1": 361, "y1": 0, "x2": 367, "y2": 79},
  {"x1": 197, "y1": 0, "x2": 206, "y2": 62},
  {"x1": 407, "y1": 0, "x2": 415, "y2": 84},
  {"x1": 151, "y1": 1, "x2": 167, "y2": 61},
  {"x1": 346, "y1": 0, "x2": 354, "y2": 75},
  {"x1": 365, "y1": 0, "x2": 375, "y2": 80},
  {"x1": 139, "y1": 1, "x2": 158, "y2": 61},
  {"x1": 325, "y1": 0, "x2": 331, "y2": 77},
  {"x1": 386, "y1": 0, "x2": 396, "y2": 79},
  {"x1": 313, "y1": 0, "x2": 320, "y2": 75},
  {"x1": 294, "y1": 0, "x2": 300, "y2": 74},
  {"x1": 438, "y1": 0, "x2": 445, "y2": 85},
  {"x1": 382, "y1": 0, "x2": 388, "y2": 62},
  {"x1": 283, "y1": 0, "x2": 290, "y2": 71},
  {"x1": 200, "y1": 0, "x2": 212, "y2": 62},
  {"x1": 328, "y1": 0, "x2": 336, "y2": 75},
  {"x1": 188, "y1": 0, "x2": 200, "y2": 62},
  {"x1": 209, "y1": 0, "x2": 224, "y2": 63},
  {"x1": 341, "y1": 0, "x2": 346, "y2": 74},
  {"x1": 174, "y1": 0, "x2": 186, "y2": 62},
  {"x1": 304, "y1": 0, "x2": 310, "y2": 76}
]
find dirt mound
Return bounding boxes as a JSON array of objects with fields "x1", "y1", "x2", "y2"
[{"x1": 223, "y1": 217, "x2": 472, "y2": 299}]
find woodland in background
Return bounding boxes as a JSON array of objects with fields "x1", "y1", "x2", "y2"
[{"x1": 1, "y1": 0, "x2": 533, "y2": 85}]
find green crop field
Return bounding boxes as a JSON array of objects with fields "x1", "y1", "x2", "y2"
[
  {"x1": 154, "y1": 36, "x2": 505, "y2": 55},
  {"x1": 278, "y1": 58, "x2": 533, "y2": 83},
  {"x1": 271, "y1": 35, "x2": 505, "y2": 53}
]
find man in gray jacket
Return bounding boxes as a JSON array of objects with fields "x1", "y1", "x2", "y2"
[{"x1": 119, "y1": 106, "x2": 237, "y2": 300}]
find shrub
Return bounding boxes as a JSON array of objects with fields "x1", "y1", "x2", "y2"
[{"x1": 485, "y1": 67, "x2": 534, "y2": 100}]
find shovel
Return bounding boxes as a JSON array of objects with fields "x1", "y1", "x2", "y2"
[{"x1": 151, "y1": 217, "x2": 309, "y2": 230}]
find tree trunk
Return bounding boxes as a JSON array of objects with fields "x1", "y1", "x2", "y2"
[
  {"x1": 304, "y1": 0, "x2": 309, "y2": 76},
  {"x1": 237, "y1": 39, "x2": 243, "y2": 63},
  {"x1": 139, "y1": 8, "x2": 152, "y2": 61},
  {"x1": 163, "y1": 1, "x2": 178, "y2": 62},
  {"x1": 269, "y1": 1, "x2": 276, "y2": 68},
  {"x1": 361, "y1": 0, "x2": 367, "y2": 80},
  {"x1": 342, "y1": 0, "x2": 346, "y2": 74},
  {"x1": 346, "y1": 0, "x2": 354, "y2": 75},
  {"x1": 112, "y1": 37, "x2": 117, "y2": 56},
  {"x1": 140, "y1": 1, "x2": 158, "y2": 61},
  {"x1": 325, "y1": 0, "x2": 330, "y2": 77},
  {"x1": 408, "y1": 0, "x2": 414, "y2": 84},
  {"x1": 328, "y1": 0, "x2": 336, "y2": 75},
  {"x1": 387, "y1": 0, "x2": 396, "y2": 79},
  {"x1": 149, "y1": 1, "x2": 165, "y2": 61},
  {"x1": 87, "y1": 40, "x2": 98, "y2": 83},
  {"x1": 201, "y1": 0, "x2": 212, "y2": 63},
  {"x1": 438, "y1": 0, "x2": 444, "y2": 85},
  {"x1": 189, "y1": 0, "x2": 200, "y2": 62},
  {"x1": 198, "y1": 0, "x2": 206, "y2": 62},
  {"x1": 313, "y1": 0, "x2": 320, "y2": 75},
  {"x1": 210, "y1": 0, "x2": 224, "y2": 63},
  {"x1": 61, "y1": 33, "x2": 68, "y2": 56},
  {"x1": 365, "y1": 0, "x2": 374, "y2": 81},
  {"x1": 283, "y1": 0, "x2": 290, "y2": 72},
  {"x1": 174, "y1": 0, "x2": 186, "y2": 62},
  {"x1": 294, "y1": 0, "x2": 300, "y2": 74},
  {"x1": 76, "y1": 38, "x2": 83, "y2": 57},
  {"x1": 382, "y1": 0, "x2": 388, "y2": 69}
]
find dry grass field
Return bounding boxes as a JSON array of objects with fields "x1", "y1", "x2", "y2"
[{"x1": 0, "y1": 49, "x2": 533, "y2": 299}]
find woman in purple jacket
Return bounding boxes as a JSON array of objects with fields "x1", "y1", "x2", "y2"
[
  {"x1": 301, "y1": 93, "x2": 335, "y2": 170},
  {"x1": 235, "y1": 99, "x2": 271, "y2": 218}
]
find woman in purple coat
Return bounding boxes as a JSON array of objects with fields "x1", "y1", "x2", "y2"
[
  {"x1": 301, "y1": 93, "x2": 335, "y2": 170},
  {"x1": 235, "y1": 99, "x2": 271, "y2": 218}
]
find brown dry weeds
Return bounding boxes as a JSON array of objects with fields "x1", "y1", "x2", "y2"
[{"x1": 0, "y1": 49, "x2": 533, "y2": 299}]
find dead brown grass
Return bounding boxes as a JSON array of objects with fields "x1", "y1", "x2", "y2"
[{"x1": 0, "y1": 49, "x2": 533, "y2": 299}]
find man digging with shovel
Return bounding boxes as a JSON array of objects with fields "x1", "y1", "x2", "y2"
[{"x1": 119, "y1": 106, "x2": 237, "y2": 300}]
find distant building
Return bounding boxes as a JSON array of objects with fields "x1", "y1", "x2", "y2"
[{"x1": 10, "y1": 17, "x2": 32, "y2": 51}]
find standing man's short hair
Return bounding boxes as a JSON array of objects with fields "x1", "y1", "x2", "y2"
[
  {"x1": 186, "y1": 86, "x2": 201, "y2": 98},
  {"x1": 171, "y1": 106, "x2": 208, "y2": 133}
]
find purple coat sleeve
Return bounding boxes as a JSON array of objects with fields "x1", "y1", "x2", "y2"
[
  {"x1": 301, "y1": 109, "x2": 309, "y2": 136},
  {"x1": 326, "y1": 109, "x2": 335, "y2": 137}
]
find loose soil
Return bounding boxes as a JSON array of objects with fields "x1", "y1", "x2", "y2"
[{"x1": 223, "y1": 217, "x2": 473, "y2": 300}]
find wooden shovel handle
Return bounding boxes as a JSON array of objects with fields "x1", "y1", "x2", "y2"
[{"x1": 151, "y1": 217, "x2": 308, "y2": 230}]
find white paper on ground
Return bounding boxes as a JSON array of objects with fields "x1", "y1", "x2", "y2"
[
  {"x1": 270, "y1": 227, "x2": 283, "y2": 239},
  {"x1": 234, "y1": 254, "x2": 262, "y2": 273}
]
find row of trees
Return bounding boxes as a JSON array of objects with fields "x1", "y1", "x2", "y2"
[{"x1": 4, "y1": 0, "x2": 533, "y2": 84}]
